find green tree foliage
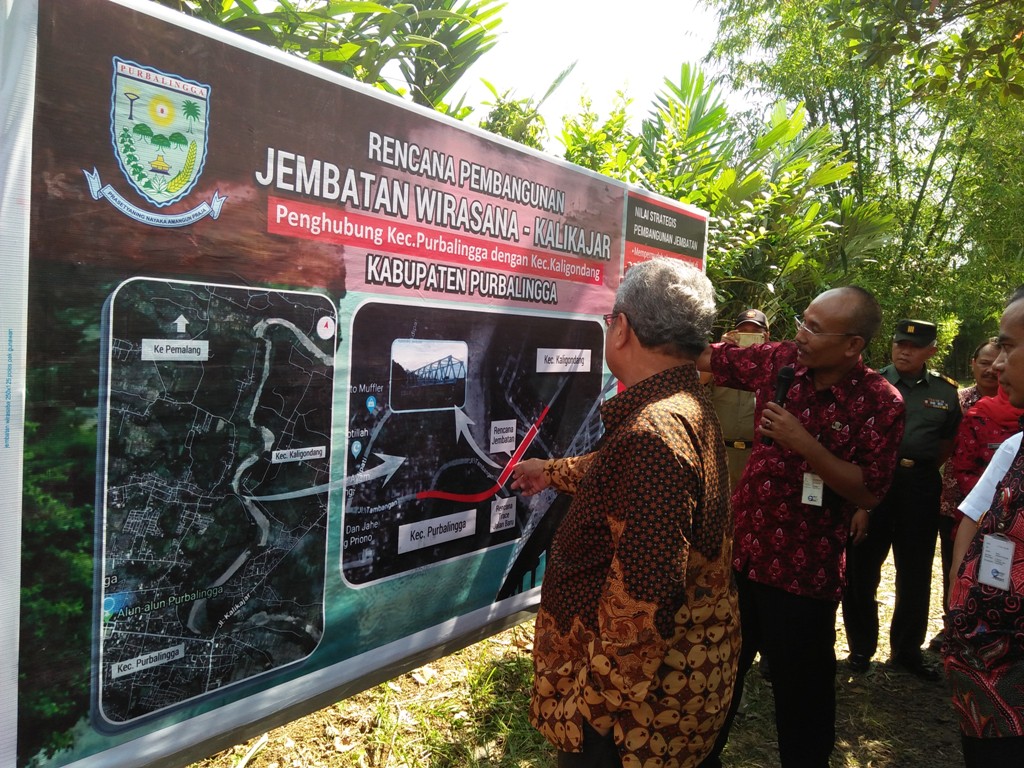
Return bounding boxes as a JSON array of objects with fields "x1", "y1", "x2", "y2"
[
  {"x1": 559, "y1": 64, "x2": 893, "y2": 338},
  {"x1": 149, "y1": 0, "x2": 504, "y2": 112},
  {"x1": 477, "y1": 84, "x2": 547, "y2": 149},
  {"x1": 391, "y1": 0, "x2": 503, "y2": 109},
  {"x1": 559, "y1": 93, "x2": 643, "y2": 181},
  {"x1": 18, "y1": 418, "x2": 95, "y2": 764},
  {"x1": 476, "y1": 64, "x2": 576, "y2": 150},
  {"x1": 829, "y1": 0, "x2": 1024, "y2": 104},
  {"x1": 704, "y1": 0, "x2": 1024, "y2": 371},
  {"x1": 929, "y1": 98, "x2": 1024, "y2": 369},
  {"x1": 17, "y1": 268, "x2": 113, "y2": 765}
]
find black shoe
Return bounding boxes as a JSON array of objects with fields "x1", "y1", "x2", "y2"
[
  {"x1": 891, "y1": 654, "x2": 941, "y2": 682},
  {"x1": 846, "y1": 653, "x2": 870, "y2": 673},
  {"x1": 928, "y1": 633, "x2": 944, "y2": 652}
]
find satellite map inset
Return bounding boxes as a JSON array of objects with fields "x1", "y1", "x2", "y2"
[{"x1": 96, "y1": 278, "x2": 336, "y2": 724}]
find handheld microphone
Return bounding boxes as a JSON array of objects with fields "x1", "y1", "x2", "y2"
[{"x1": 762, "y1": 365, "x2": 796, "y2": 446}]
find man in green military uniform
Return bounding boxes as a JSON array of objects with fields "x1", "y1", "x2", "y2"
[
  {"x1": 710, "y1": 309, "x2": 770, "y2": 489},
  {"x1": 842, "y1": 319, "x2": 962, "y2": 680}
]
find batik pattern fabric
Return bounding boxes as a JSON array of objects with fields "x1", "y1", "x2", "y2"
[
  {"x1": 541, "y1": 453, "x2": 595, "y2": 496},
  {"x1": 945, "y1": 390, "x2": 1024, "y2": 541},
  {"x1": 711, "y1": 341, "x2": 905, "y2": 601},
  {"x1": 530, "y1": 365, "x2": 740, "y2": 768},
  {"x1": 945, "y1": 427, "x2": 1024, "y2": 738},
  {"x1": 961, "y1": 386, "x2": 984, "y2": 412},
  {"x1": 940, "y1": 386, "x2": 985, "y2": 518}
]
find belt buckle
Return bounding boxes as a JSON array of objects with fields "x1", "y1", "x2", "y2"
[
  {"x1": 899, "y1": 458, "x2": 916, "y2": 468},
  {"x1": 734, "y1": 440, "x2": 747, "y2": 450}
]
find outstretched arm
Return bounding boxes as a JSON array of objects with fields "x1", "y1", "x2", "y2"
[{"x1": 511, "y1": 453, "x2": 596, "y2": 496}]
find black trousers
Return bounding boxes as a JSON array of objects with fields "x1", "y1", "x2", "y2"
[
  {"x1": 843, "y1": 464, "x2": 941, "y2": 660},
  {"x1": 557, "y1": 721, "x2": 622, "y2": 768},
  {"x1": 961, "y1": 733, "x2": 1024, "y2": 767},
  {"x1": 699, "y1": 572, "x2": 838, "y2": 768},
  {"x1": 938, "y1": 513, "x2": 956, "y2": 610}
]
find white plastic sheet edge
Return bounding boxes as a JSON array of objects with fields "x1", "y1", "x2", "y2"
[{"x1": 0, "y1": 1, "x2": 36, "y2": 766}]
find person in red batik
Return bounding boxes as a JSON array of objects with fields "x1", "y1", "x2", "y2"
[
  {"x1": 945, "y1": 287, "x2": 1024, "y2": 766},
  {"x1": 934, "y1": 337, "x2": 1001, "y2": 645},
  {"x1": 695, "y1": 286, "x2": 905, "y2": 768},
  {"x1": 949, "y1": 386, "x2": 1024, "y2": 534}
]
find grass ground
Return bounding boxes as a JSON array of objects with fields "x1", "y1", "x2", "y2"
[{"x1": 189, "y1": 551, "x2": 960, "y2": 768}]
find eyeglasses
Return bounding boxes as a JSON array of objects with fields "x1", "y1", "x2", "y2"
[
  {"x1": 793, "y1": 315, "x2": 858, "y2": 338},
  {"x1": 603, "y1": 312, "x2": 620, "y2": 327}
]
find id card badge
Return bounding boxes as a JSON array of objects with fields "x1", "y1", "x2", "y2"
[
  {"x1": 802, "y1": 472, "x2": 824, "y2": 507},
  {"x1": 979, "y1": 534, "x2": 1015, "y2": 591}
]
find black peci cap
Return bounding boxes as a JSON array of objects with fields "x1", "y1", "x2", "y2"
[{"x1": 893, "y1": 319, "x2": 937, "y2": 347}]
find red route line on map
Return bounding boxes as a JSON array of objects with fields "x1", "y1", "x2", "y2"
[{"x1": 415, "y1": 405, "x2": 551, "y2": 503}]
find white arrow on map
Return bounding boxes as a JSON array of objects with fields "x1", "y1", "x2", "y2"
[
  {"x1": 454, "y1": 407, "x2": 502, "y2": 469},
  {"x1": 345, "y1": 452, "x2": 406, "y2": 487},
  {"x1": 173, "y1": 314, "x2": 188, "y2": 333},
  {"x1": 243, "y1": 452, "x2": 407, "y2": 501}
]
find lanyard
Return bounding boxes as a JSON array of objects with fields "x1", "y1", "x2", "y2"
[
  {"x1": 984, "y1": 485, "x2": 1016, "y2": 531},
  {"x1": 999, "y1": 486, "x2": 1014, "y2": 531},
  {"x1": 978, "y1": 486, "x2": 1013, "y2": 530}
]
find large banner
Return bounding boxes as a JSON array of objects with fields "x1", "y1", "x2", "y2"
[{"x1": 0, "y1": 1, "x2": 708, "y2": 766}]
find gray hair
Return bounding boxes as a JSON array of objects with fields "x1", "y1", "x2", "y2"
[{"x1": 613, "y1": 257, "x2": 716, "y2": 357}]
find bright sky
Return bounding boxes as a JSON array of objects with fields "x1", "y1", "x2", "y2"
[{"x1": 458, "y1": 0, "x2": 721, "y2": 142}]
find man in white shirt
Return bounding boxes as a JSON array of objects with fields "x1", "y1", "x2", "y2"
[
  {"x1": 945, "y1": 287, "x2": 1024, "y2": 767},
  {"x1": 957, "y1": 433, "x2": 1023, "y2": 526}
]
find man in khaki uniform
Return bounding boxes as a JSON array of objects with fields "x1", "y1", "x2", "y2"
[{"x1": 710, "y1": 309, "x2": 770, "y2": 489}]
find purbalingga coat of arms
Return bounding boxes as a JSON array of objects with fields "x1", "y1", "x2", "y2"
[
  {"x1": 85, "y1": 58, "x2": 225, "y2": 226},
  {"x1": 110, "y1": 57, "x2": 209, "y2": 207}
]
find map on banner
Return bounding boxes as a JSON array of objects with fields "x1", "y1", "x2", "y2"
[
  {"x1": 341, "y1": 303, "x2": 605, "y2": 587},
  {"x1": 96, "y1": 279, "x2": 336, "y2": 724},
  {"x1": 6, "y1": 0, "x2": 707, "y2": 762}
]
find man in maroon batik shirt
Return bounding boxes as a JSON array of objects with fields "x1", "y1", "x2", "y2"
[{"x1": 696, "y1": 286, "x2": 905, "y2": 768}]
